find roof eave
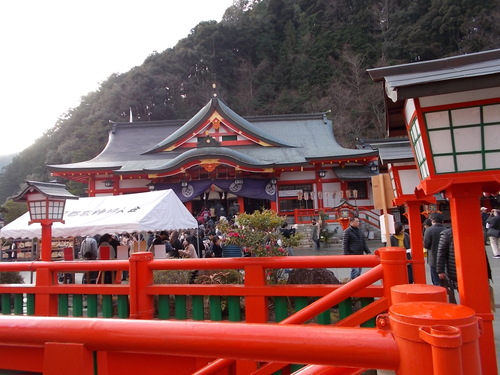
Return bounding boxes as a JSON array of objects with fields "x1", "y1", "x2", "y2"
[{"x1": 386, "y1": 73, "x2": 500, "y2": 102}]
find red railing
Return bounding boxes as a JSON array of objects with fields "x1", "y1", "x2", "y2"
[
  {"x1": 0, "y1": 254, "x2": 384, "y2": 322},
  {"x1": 0, "y1": 249, "x2": 483, "y2": 374}
]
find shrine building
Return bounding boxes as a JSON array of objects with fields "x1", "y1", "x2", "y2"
[{"x1": 48, "y1": 97, "x2": 379, "y2": 220}]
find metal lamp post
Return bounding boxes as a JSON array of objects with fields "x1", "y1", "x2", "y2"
[{"x1": 13, "y1": 181, "x2": 78, "y2": 262}]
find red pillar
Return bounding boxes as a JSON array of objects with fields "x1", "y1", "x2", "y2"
[
  {"x1": 447, "y1": 183, "x2": 497, "y2": 374},
  {"x1": 238, "y1": 196, "x2": 245, "y2": 213},
  {"x1": 244, "y1": 265, "x2": 268, "y2": 323},
  {"x1": 317, "y1": 179, "x2": 324, "y2": 210},
  {"x1": 35, "y1": 267, "x2": 58, "y2": 316},
  {"x1": 406, "y1": 200, "x2": 426, "y2": 283},
  {"x1": 270, "y1": 200, "x2": 277, "y2": 212},
  {"x1": 377, "y1": 247, "x2": 409, "y2": 306},
  {"x1": 129, "y1": 252, "x2": 154, "y2": 319},
  {"x1": 387, "y1": 300, "x2": 481, "y2": 375},
  {"x1": 40, "y1": 221, "x2": 53, "y2": 262}
]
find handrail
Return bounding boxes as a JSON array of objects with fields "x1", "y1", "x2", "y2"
[
  {"x1": 0, "y1": 248, "x2": 414, "y2": 374},
  {"x1": 0, "y1": 315, "x2": 400, "y2": 370},
  {"x1": 194, "y1": 264, "x2": 387, "y2": 375}
]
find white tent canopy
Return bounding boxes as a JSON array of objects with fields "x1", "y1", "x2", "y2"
[{"x1": 0, "y1": 190, "x2": 197, "y2": 239}]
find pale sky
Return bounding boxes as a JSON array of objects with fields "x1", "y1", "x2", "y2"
[{"x1": 0, "y1": 0, "x2": 234, "y2": 156}]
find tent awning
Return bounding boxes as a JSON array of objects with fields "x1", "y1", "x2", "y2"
[{"x1": 0, "y1": 190, "x2": 197, "y2": 239}]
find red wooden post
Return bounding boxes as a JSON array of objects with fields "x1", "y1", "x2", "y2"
[
  {"x1": 270, "y1": 200, "x2": 277, "y2": 212},
  {"x1": 447, "y1": 183, "x2": 497, "y2": 374},
  {"x1": 386, "y1": 301, "x2": 481, "y2": 375},
  {"x1": 129, "y1": 252, "x2": 154, "y2": 319},
  {"x1": 40, "y1": 221, "x2": 53, "y2": 262},
  {"x1": 391, "y1": 284, "x2": 447, "y2": 304},
  {"x1": 237, "y1": 196, "x2": 245, "y2": 214},
  {"x1": 244, "y1": 265, "x2": 268, "y2": 323},
  {"x1": 35, "y1": 267, "x2": 58, "y2": 316},
  {"x1": 376, "y1": 247, "x2": 409, "y2": 306}
]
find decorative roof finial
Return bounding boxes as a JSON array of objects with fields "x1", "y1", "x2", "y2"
[{"x1": 212, "y1": 83, "x2": 217, "y2": 98}]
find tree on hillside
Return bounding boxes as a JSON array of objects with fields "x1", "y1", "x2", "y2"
[
  {"x1": 0, "y1": 0, "x2": 498, "y2": 205},
  {"x1": 1, "y1": 200, "x2": 27, "y2": 224}
]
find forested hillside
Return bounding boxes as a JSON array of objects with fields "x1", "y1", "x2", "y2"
[{"x1": 0, "y1": 0, "x2": 499, "y2": 206}]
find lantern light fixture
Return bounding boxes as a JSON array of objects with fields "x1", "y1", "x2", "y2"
[
  {"x1": 181, "y1": 181, "x2": 188, "y2": 187},
  {"x1": 147, "y1": 182, "x2": 155, "y2": 191},
  {"x1": 270, "y1": 177, "x2": 277, "y2": 185},
  {"x1": 318, "y1": 170, "x2": 327, "y2": 178},
  {"x1": 104, "y1": 180, "x2": 114, "y2": 188},
  {"x1": 369, "y1": 162, "x2": 378, "y2": 173},
  {"x1": 12, "y1": 181, "x2": 78, "y2": 261}
]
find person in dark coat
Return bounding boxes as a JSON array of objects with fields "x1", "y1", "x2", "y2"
[
  {"x1": 280, "y1": 221, "x2": 296, "y2": 256},
  {"x1": 481, "y1": 207, "x2": 490, "y2": 245},
  {"x1": 169, "y1": 230, "x2": 183, "y2": 258},
  {"x1": 424, "y1": 212, "x2": 447, "y2": 285},
  {"x1": 437, "y1": 228, "x2": 457, "y2": 303},
  {"x1": 486, "y1": 209, "x2": 500, "y2": 258},
  {"x1": 343, "y1": 216, "x2": 371, "y2": 279}
]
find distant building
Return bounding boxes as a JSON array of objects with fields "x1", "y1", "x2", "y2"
[{"x1": 49, "y1": 97, "x2": 379, "y2": 217}]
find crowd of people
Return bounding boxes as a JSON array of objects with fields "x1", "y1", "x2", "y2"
[
  {"x1": 50, "y1": 199, "x2": 500, "y2": 296},
  {"x1": 339, "y1": 204, "x2": 497, "y2": 305},
  {"x1": 78, "y1": 227, "x2": 227, "y2": 265}
]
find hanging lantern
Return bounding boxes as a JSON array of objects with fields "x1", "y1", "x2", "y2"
[
  {"x1": 318, "y1": 191, "x2": 323, "y2": 200},
  {"x1": 310, "y1": 191, "x2": 316, "y2": 200},
  {"x1": 297, "y1": 191, "x2": 303, "y2": 201},
  {"x1": 303, "y1": 192, "x2": 309, "y2": 200}
]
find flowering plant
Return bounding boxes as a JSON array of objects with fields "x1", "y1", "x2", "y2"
[{"x1": 218, "y1": 209, "x2": 302, "y2": 257}]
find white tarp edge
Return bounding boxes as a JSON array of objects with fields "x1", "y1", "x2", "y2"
[{"x1": 0, "y1": 189, "x2": 197, "y2": 239}]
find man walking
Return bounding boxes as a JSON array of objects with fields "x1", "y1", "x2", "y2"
[
  {"x1": 424, "y1": 212, "x2": 447, "y2": 285},
  {"x1": 311, "y1": 218, "x2": 320, "y2": 250},
  {"x1": 343, "y1": 216, "x2": 371, "y2": 279}
]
